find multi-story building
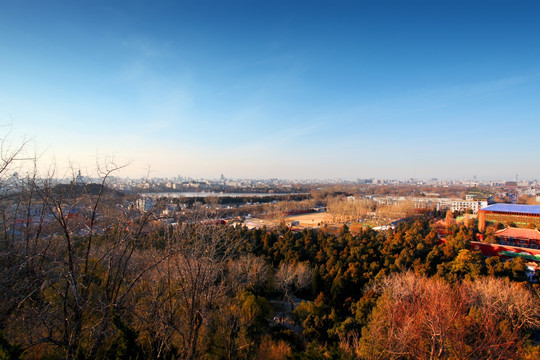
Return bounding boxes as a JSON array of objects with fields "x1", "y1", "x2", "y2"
[{"x1": 450, "y1": 200, "x2": 488, "y2": 214}]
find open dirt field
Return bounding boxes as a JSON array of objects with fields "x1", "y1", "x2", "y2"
[
  {"x1": 245, "y1": 212, "x2": 386, "y2": 233},
  {"x1": 285, "y1": 212, "x2": 333, "y2": 227}
]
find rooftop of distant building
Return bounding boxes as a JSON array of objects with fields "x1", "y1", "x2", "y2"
[
  {"x1": 481, "y1": 203, "x2": 540, "y2": 215},
  {"x1": 495, "y1": 227, "x2": 540, "y2": 240}
]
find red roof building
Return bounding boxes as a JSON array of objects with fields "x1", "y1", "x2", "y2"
[{"x1": 494, "y1": 227, "x2": 540, "y2": 249}]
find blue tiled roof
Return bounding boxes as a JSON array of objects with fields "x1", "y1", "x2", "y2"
[{"x1": 481, "y1": 203, "x2": 540, "y2": 215}]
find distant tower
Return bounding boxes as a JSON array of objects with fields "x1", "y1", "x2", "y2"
[{"x1": 76, "y1": 170, "x2": 84, "y2": 185}]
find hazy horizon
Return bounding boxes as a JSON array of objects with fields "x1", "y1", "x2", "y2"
[{"x1": 2, "y1": 0, "x2": 539, "y2": 180}]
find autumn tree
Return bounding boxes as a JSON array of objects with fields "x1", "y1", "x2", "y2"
[{"x1": 357, "y1": 273, "x2": 540, "y2": 360}]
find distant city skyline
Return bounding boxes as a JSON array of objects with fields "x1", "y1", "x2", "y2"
[{"x1": 1, "y1": 0, "x2": 539, "y2": 180}]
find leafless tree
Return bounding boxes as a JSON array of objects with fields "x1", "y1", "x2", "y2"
[
  {"x1": 0, "y1": 152, "x2": 172, "y2": 359},
  {"x1": 327, "y1": 196, "x2": 374, "y2": 223},
  {"x1": 133, "y1": 223, "x2": 244, "y2": 360},
  {"x1": 275, "y1": 261, "x2": 313, "y2": 311}
]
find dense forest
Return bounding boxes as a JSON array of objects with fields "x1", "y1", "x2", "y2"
[{"x1": 1, "y1": 175, "x2": 539, "y2": 359}]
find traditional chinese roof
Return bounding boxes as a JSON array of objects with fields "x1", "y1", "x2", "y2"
[
  {"x1": 495, "y1": 227, "x2": 540, "y2": 241},
  {"x1": 480, "y1": 203, "x2": 540, "y2": 215}
]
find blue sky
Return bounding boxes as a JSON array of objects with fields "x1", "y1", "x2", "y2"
[{"x1": 1, "y1": 0, "x2": 539, "y2": 180}]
